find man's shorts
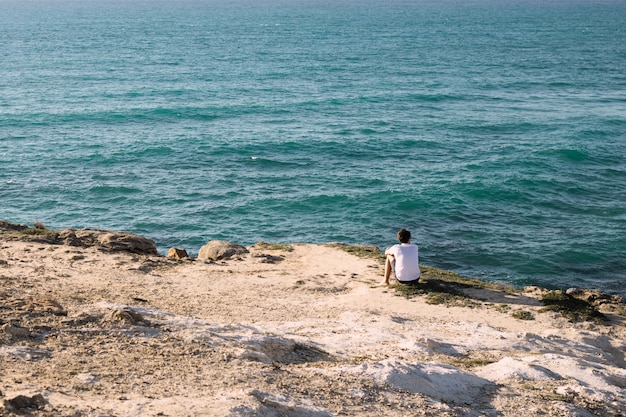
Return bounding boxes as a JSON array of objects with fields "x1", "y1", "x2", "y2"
[
  {"x1": 390, "y1": 259, "x2": 420, "y2": 285},
  {"x1": 396, "y1": 279, "x2": 420, "y2": 286}
]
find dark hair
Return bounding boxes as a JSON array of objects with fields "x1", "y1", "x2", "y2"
[{"x1": 397, "y1": 228, "x2": 411, "y2": 243}]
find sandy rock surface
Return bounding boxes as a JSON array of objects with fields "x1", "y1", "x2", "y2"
[{"x1": 0, "y1": 236, "x2": 624, "y2": 416}]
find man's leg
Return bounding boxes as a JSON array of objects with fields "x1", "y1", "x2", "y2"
[{"x1": 379, "y1": 255, "x2": 395, "y2": 285}]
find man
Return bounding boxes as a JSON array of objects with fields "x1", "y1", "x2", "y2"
[{"x1": 379, "y1": 228, "x2": 420, "y2": 286}]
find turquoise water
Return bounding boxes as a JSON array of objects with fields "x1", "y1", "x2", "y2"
[{"x1": 1, "y1": 0, "x2": 625, "y2": 295}]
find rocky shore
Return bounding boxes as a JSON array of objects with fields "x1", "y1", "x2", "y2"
[{"x1": 1, "y1": 221, "x2": 625, "y2": 416}]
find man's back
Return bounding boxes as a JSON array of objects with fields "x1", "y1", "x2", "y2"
[{"x1": 387, "y1": 243, "x2": 420, "y2": 282}]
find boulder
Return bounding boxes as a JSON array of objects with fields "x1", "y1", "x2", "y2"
[
  {"x1": 198, "y1": 240, "x2": 249, "y2": 261},
  {"x1": 58, "y1": 229, "x2": 157, "y2": 255},
  {"x1": 0, "y1": 222, "x2": 158, "y2": 254},
  {"x1": 167, "y1": 247, "x2": 188, "y2": 259},
  {"x1": 82, "y1": 230, "x2": 157, "y2": 255}
]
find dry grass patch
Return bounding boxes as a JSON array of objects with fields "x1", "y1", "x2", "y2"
[
  {"x1": 325, "y1": 243, "x2": 385, "y2": 262},
  {"x1": 253, "y1": 241, "x2": 295, "y2": 252},
  {"x1": 511, "y1": 310, "x2": 535, "y2": 320},
  {"x1": 0, "y1": 220, "x2": 60, "y2": 243},
  {"x1": 448, "y1": 357, "x2": 497, "y2": 369}
]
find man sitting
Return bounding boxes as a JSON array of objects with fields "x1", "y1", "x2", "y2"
[{"x1": 379, "y1": 228, "x2": 421, "y2": 286}]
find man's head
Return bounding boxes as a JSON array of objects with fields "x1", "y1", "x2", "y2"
[{"x1": 397, "y1": 228, "x2": 411, "y2": 243}]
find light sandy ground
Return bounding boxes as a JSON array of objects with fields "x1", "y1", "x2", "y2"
[{"x1": 1, "y1": 237, "x2": 625, "y2": 416}]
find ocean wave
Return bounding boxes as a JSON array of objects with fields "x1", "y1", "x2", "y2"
[{"x1": 88, "y1": 185, "x2": 143, "y2": 195}]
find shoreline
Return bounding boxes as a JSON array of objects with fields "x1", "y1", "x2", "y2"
[
  {"x1": 1, "y1": 219, "x2": 623, "y2": 299},
  {"x1": 1, "y1": 220, "x2": 625, "y2": 416}
]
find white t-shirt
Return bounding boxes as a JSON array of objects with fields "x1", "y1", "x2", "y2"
[{"x1": 386, "y1": 243, "x2": 420, "y2": 282}]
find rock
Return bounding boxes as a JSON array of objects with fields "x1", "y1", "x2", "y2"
[
  {"x1": 1, "y1": 222, "x2": 157, "y2": 254},
  {"x1": 62, "y1": 312, "x2": 103, "y2": 327},
  {"x1": 254, "y1": 254, "x2": 284, "y2": 264},
  {"x1": 349, "y1": 360, "x2": 492, "y2": 405},
  {"x1": 58, "y1": 229, "x2": 158, "y2": 255},
  {"x1": 1, "y1": 323, "x2": 30, "y2": 339},
  {"x1": 566, "y1": 289, "x2": 625, "y2": 309},
  {"x1": 524, "y1": 286, "x2": 548, "y2": 295},
  {"x1": 4, "y1": 297, "x2": 66, "y2": 317},
  {"x1": 167, "y1": 247, "x2": 188, "y2": 259},
  {"x1": 198, "y1": 240, "x2": 249, "y2": 261},
  {"x1": 30, "y1": 297, "x2": 67, "y2": 317},
  {"x1": 110, "y1": 307, "x2": 149, "y2": 326},
  {"x1": 136, "y1": 258, "x2": 160, "y2": 273},
  {"x1": 93, "y1": 231, "x2": 157, "y2": 255},
  {"x1": 59, "y1": 229, "x2": 82, "y2": 246},
  {"x1": 5, "y1": 394, "x2": 47, "y2": 411}
]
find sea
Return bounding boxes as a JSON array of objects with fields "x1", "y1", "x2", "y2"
[{"x1": 1, "y1": 0, "x2": 625, "y2": 296}]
